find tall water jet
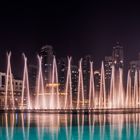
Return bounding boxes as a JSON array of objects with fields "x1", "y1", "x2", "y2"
[
  {"x1": 5, "y1": 52, "x2": 15, "y2": 109},
  {"x1": 118, "y1": 68, "x2": 124, "y2": 108},
  {"x1": 77, "y1": 59, "x2": 84, "y2": 109},
  {"x1": 21, "y1": 54, "x2": 31, "y2": 109},
  {"x1": 109, "y1": 65, "x2": 115, "y2": 108},
  {"x1": 88, "y1": 61, "x2": 95, "y2": 109},
  {"x1": 50, "y1": 56, "x2": 60, "y2": 109},
  {"x1": 139, "y1": 70, "x2": 140, "y2": 108},
  {"x1": 134, "y1": 70, "x2": 138, "y2": 108},
  {"x1": 99, "y1": 61, "x2": 106, "y2": 108},
  {"x1": 125, "y1": 70, "x2": 132, "y2": 108},
  {"x1": 36, "y1": 55, "x2": 45, "y2": 109},
  {"x1": 64, "y1": 56, "x2": 72, "y2": 109}
]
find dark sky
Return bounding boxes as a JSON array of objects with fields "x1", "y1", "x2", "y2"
[{"x1": 0, "y1": 1, "x2": 140, "y2": 77}]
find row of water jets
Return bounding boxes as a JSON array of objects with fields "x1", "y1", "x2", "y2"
[{"x1": 4, "y1": 52, "x2": 140, "y2": 110}]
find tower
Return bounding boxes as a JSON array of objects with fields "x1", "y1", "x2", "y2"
[{"x1": 39, "y1": 45, "x2": 53, "y2": 85}]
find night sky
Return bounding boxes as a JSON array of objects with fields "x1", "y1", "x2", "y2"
[{"x1": 0, "y1": 1, "x2": 140, "y2": 77}]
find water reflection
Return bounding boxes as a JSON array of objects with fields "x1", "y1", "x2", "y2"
[{"x1": 0, "y1": 113, "x2": 140, "y2": 139}]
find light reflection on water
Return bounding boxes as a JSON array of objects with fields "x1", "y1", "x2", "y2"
[{"x1": 0, "y1": 113, "x2": 140, "y2": 140}]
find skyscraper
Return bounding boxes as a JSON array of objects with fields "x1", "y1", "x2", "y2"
[
  {"x1": 28, "y1": 64, "x2": 37, "y2": 94},
  {"x1": 82, "y1": 55, "x2": 94, "y2": 99},
  {"x1": 94, "y1": 70, "x2": 101, "y2": 93},
  {"x1": 112, "y1": 43, "x2": 123, "y2": 69},
  {"x1": 39, "y1": 45, "x2": 53, "y2": 86},
  {"x1": 112, "y1": 43, "x2": 124, "y2": 93},
  {"x1": 57, "y1": 57, "x2": 67, "y2": 93},
  {"x1": 71, "y1": 64, "x2": 78, "y2": 99},
  {"x1": 104, "y1": 56, "x2": 113, "y2": 94}
]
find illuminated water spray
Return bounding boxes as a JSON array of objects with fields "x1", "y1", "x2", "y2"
[
  {"x1": 133, "y1": 70, "x2": 138, "y2": 108},
  {"x1": 77, "y1": 59, "x2": 84, "y2": 109},
  {"x1": 3, "y1": 53, "x2": 140, "y2": 110},
  {"x1": 125, "y1": 70, "x2": 131, "y2": 108},
  {"x1": 5, "y1": 52, "x2": 15, "y2": 109},
  {"x1": 21, "y1": 54, "x2": 31, "y2": 109},
  {"x1": 118, "y1": 68, "x2": 124, "y2": 108},
  {"x1": 99, "y1": 61, "x2": 106, "y2": 108},
  {"x1": 109, "y1": 65, "x2": 115, "y2": 108},
  {"x1": 36, "y1": 55, "x2": 45, "y2": 109},
  {"x1": 64, "y1": 56, "x2": 72, "y2": 109},
  {"x1": 50, "y1": 56, "x2": 60, "y2": 109},
  {"x1": 88, "y1": 61, "x2": 95, "y2": 109}
]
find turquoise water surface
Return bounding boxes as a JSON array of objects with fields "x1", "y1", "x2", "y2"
[{"x1": 0, "y1": 113, "x2": 139, "y2": 140}]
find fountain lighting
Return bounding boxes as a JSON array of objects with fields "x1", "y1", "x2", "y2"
[
  {"x1": 5, "y1": 52, "x2": 15, "y2": 110},
  {"x1": 88, "y1": 61, "x2": 95, "y2": 109},
  {"x1": 21, "y1": 54, "x2": 31, "y2": 110},
  {"x1": 99, "y1": 61, "x2": 106, "y2": 109},
  {"x1": 36, "y1": 55, "x2": 45, "y2": 109},
  {"x1": 50, "y1": 55, "x2": 60, "y2": 109},
  {"x1": 64, "y1": 56, "x2": 72, "y2": 109},
  {"x1": 2, "y1": 53, "x2": 140, "y2": 111},
  {"x1": 77, "y1": 59, "x2": 84, "y2": 109}
]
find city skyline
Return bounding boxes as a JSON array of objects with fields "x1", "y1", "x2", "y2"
[
  {"x1": 0, "y1": 2, "x2": 140, "y2": 75},
  {"x1": 0, "y1": 42, "x2": 139, "y2": 78}
]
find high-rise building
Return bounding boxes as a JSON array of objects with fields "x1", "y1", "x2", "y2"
[
  {"x1": 82, "y1": 55, "x2": 94, "y2": 99},
  {"x1": 39, "y1": 45, "x2": 53, "y2": 85},
  {"x1": 57, "y1": 57, "x2": 67, "y2": 93},
  {"x1": 94, "y1": 70, "x2": 101, "y2": 92},
  {"x1": 129, "y1": 53, "x2": 140, "y2": 85},
  {"x1": 28, "y1": 64, "x2": 37, "y2": 95},
  {"x1": 71, "y1": 65, "x2": 78, "y2": 99},
  {"x1": 0, "y1": 72, "x2": 23, "y2": 108},
  {"x1": 57, "y1": 58, "x2": 79, "y2": 99},
  {"x1": 104, "y1": 56, "x2": 113, "y2": 94},
  {"x1": 112, "y1": 43, "x2": 123, "y2": 69}
]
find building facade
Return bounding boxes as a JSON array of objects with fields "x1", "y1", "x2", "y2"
[
  {"x1": 0, "y1": 72, "x2": 23, "y2": 108},
  {"x1": 40, "y1": 45, "x2": 53, "y2": 86}
]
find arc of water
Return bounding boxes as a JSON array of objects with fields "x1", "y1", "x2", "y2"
[
  {"x1": 109, "y1": 65, "x2": 115, "y2": 108},
  {"x1": 36, "y1": 56, "x2": 45, "y2": 109},
  {"x1": 118, "y1": 68, "x2": 124, "y2": 108},
  {"x1": 99, "y1": 61, "x2": 106, "y2": 109},
  {"x1": 77, "y1": 59, "x2": 84, "y2": 109},
  {"x1": 21, "y1": 54, "x2": 31, "y2": 109},
  {"x1": 139, "y1": 70, "x2": 140, "y2": 108},
  {"x1": 50, "y1": 56, "x2": 60, "y2": 109},
  {"x1": 55, "y1": 57, "x2": 60, "y2": 109},
  {"x1": 5, "y1": 52, "x2": 15, "y2": 109},
  {"x1": 126, "y1": 70, "x2": 131, "y2": 108},
  {"x1": 40, "y1": 57, "x2": 45, "y2": 109},
  {"x1": 64, "y1": 57, "x2": 72, "y2": 109},
  {"x1": 88, "y1": 61, "x2": 95, "y2": 109},
  {"x1": 134, "y1": 70, "x2": 138, "y2": 108}
]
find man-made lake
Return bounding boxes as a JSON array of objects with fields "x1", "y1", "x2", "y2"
[{"x1": 0, "y1": 113, "x2": 139, "y2": 140}]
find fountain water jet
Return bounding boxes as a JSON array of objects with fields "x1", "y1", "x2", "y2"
[
  {"x1": 109, "y1": 65, "x2": 115, "y2": 108},
  {"x1": 50, "y1": 56, "x2": 60, "y2": 109},
  {"x1": 118, "y1": 68, "x2": 124, "y2": 108},
  {"x1": 99, "y1": 61, "x2": 106, "y2": 108},
  {"x1": 88, "y1": 61, "x2": 95, "y2": 109},
  {"x1": 134, "y1": 70, "x2": 138, "y2": 108},
  {"x1": 21, "y1": 54, "x2": 31, "y2": 109},
  {"x1": 64, "y1": 56, "x2": 72, "y2": 109},
  {"x1": 36, "y1": 55, "x2": 45, "y2": 109},
  {"x1": 5, "y1": 52, "x2": 15, "y2": 109},
  {"x1": 77, "y1": 59, "x2": 84, "y2": 109},
  {"x1": 125, "y1": 70, "x2": 132, "y2": 108}
]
